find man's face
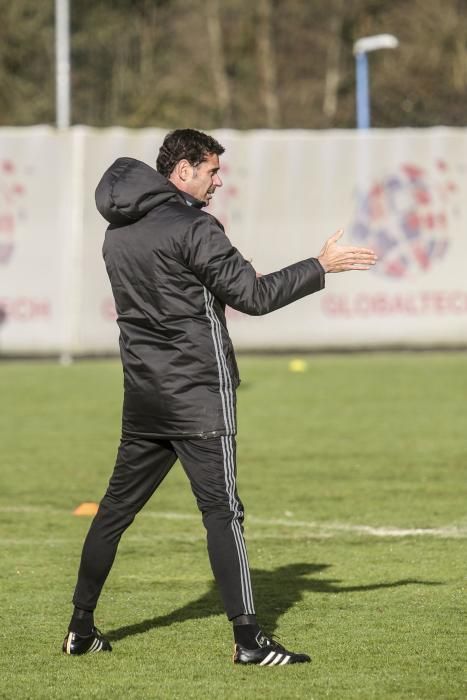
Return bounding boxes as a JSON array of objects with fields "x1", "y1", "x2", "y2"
[{"x1": 184, "y1": 153, "x2": 223, "y2": 205}]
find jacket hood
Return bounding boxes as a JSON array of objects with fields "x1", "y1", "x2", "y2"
[{"x1": 95, "y1": 157, "x2": 182, "y2": 225}]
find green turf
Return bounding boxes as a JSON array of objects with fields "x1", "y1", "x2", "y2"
[{"x1": 0, "y1": 354, "x2": 466, "y2": 699}]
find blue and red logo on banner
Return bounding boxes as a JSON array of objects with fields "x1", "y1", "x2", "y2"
[
  {"x1": 351, "y1": 161, "x2": 459, "y2": 279},
  {"x1": 0, "y1": 159, "x2": 27, "y2": 266}
]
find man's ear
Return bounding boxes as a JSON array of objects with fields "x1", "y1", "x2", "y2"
[{"x1": 174, "y1": 159, "x2": 193, "y2": 182}]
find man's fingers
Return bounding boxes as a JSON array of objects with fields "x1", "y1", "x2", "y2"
[
  {"x1": 353, "y1": 253, "x2": 377, "y2": 262},
  {"x1": 337, "y1": 246, "x2": 377, "y2": 257},
  {"x1": 345, "y1": 246, "x2": 377, "y2": 255},
  {"x1": 328, "y1": 228, "x2": 344, "y2": 244},
  {"x1": 342, "y1": 253, "x2": 377, "y2": 264},
  {"x1": 349, "y1": 250, "x2": 378, "y2": 263},
  {"x1": 338, "y1": 251, "x2": 378, "y2": 271},
  {"x1": 339, "y1": 263, "x2": 372, "y2": 271}
]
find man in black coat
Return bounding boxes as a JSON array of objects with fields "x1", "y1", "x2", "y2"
[{"x1": 63, "y1": 129, "x2": 376, "y2": 664}]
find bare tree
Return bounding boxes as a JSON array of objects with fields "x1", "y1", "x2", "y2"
[
  {"x1": 206, "y1": 0, "x2": 232, "y2": 126},
  {"x1": 2, "y1": 0, "x2": 467, "y2": 129},
  {"x1": 255, "y1": 0, "x2": 280, "y2": 128},
  {"x1": 323, "y1": 0, "x2": 345, "y2": 121}
]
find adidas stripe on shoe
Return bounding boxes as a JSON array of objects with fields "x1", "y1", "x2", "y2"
[{"x1": 62, "y1": 627, "x2": 112, "y2": 655}]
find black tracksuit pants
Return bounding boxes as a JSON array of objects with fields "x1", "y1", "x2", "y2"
[{"x1": 72, "y1": 435, "x2": 255, "y2": 620}]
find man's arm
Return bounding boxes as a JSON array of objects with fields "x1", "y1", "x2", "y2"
[
  {"x1": 183, "y1": 217, "x2": 323, "y2": 316},
  {"x1": 183, "y1": 218, "x2": 376, "y2": 316}
]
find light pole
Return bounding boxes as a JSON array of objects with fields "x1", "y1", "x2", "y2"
[
  {"x1": 353, "y1": 34, "x2": 399, "y2": 129},
  {"x1": 55, "y1": 0, "x2": 71, "y2": 129}
]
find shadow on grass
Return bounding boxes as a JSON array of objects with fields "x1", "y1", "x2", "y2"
[{"x1": 107, "y1": 562, "x2": 441, "y2": 642}]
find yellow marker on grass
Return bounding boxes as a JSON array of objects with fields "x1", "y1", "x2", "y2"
[{"x1": 288, "y1": 358, "x2": 307, "y2": 373}]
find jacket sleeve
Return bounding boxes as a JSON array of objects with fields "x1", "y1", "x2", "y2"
[{"x1": 183, "y1": 215, "x2": 325, "y2": 316}]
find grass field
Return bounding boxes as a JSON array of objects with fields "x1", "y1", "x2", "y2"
[{"x1": 0, "y1": 353, "x2": 466, "y2": 699}]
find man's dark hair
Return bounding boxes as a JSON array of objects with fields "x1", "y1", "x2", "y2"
[{"x1": 156, "y1": 129, "x2": 225, "y2": 178}]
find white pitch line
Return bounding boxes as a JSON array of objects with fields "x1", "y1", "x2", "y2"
[
  {"x1": 253, "y1": 517, "x2": 467, "y2": 539},
  {"x1": 139, "y1": 511, "x2": 467, "y2": 538},
  {"x1": 0, "y1": 505, "x2": 466, "y2": 538}
]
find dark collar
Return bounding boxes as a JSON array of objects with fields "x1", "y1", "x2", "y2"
[{"x1": 179, "y1": 190, "x2": 205, "y2": 209}]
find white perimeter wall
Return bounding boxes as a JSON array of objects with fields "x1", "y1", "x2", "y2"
[{"x1": 1, "y1": 126, "x2": 466, "y2": 355}]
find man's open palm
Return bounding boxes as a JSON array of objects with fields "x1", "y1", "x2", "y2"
[{"x1": 318, "y1": 229, "x2": 377, "y2": 273}]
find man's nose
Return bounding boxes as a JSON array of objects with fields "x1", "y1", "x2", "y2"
[{"x1": 214, "y1": 174, "x2": 223, "y2": 188}]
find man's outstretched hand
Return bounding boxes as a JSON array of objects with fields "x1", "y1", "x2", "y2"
[{"x1": 318, "y1": 229, "x2": 377, "y2": 273}]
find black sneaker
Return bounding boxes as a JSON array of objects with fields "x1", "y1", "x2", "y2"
[
  {"x1": 233, "y1": 631, "x2": 311, "y2": 666},
  {"x1": 62, "y1": 627, "x2": 112, "y2": 655}
]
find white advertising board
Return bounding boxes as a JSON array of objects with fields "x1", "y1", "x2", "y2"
[{"x1": 1, "y1": 126, "x2": 466, "y2": 354}]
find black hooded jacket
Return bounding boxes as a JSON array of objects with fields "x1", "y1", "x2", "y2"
[{"x1": 96, "y1": 157, "x2": 325, "y2": 439}]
